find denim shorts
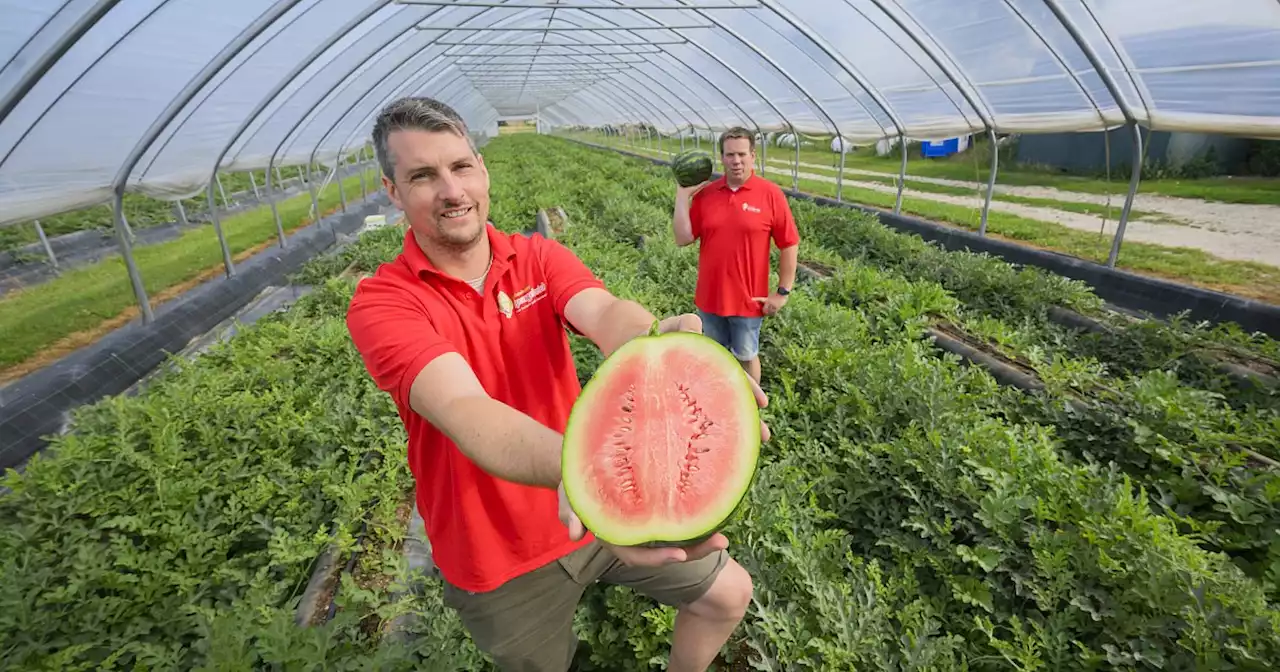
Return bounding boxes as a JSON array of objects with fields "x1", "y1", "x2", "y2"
[{"x1": 697, "y1": 309, "x2": 763, "y2": 362}]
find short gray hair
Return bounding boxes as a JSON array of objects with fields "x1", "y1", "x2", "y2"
[{"x1": 371, "y1": 96, "x2": 476, "y2": 179}]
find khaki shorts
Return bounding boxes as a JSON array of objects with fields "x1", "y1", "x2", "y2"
[{"x1": 442, "y1": 541, "x2": 728, "y2": 672}]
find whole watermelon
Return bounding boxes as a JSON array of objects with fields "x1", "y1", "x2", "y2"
[{"x1": 671, "y1": 150, "x2": 714, "y2": 187}]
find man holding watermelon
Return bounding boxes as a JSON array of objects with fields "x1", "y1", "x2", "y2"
[
  {"x1": 345, "y1": 97, "x2": 767, "y2": 672},
  {"x1": 670, "y1": 128, "x2": 800, "y2": 384}
]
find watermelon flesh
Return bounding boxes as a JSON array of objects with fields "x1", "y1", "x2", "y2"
[{"x1": 562, "y1": 332, "x2": 761, "y2": 547}]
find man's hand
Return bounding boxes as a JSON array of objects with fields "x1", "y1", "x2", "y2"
[
  {"x1": 557, "y1": 311, "x2": 772, "y2": 567},
  {"x1": 675, "y1": 180, "x2": 710, "y2": 202},
  {"x1": 752, "y1": 293, "x2": 789, "y2": 317}
]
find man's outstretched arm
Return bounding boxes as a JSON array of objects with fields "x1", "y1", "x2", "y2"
[{"x1": 402, "y1": 288, "x2": 678, "y2": 490}]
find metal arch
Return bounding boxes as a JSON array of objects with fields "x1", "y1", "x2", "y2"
[
  {"x1": 751, "y1": 1, "x2": 905, "y2": 202},
  {"x1": 862, "y1": 0, "x2": 994, "y2": 130},
  {"x1": 833, "y1": 1, "x2": 972, "y2": 128},
  {"x1": 859, "y1": 0, "x2": 1005, "y2": 230},
  {"x1": 450, "y1": 18, "x2": 711, "y2": 134},
  {"x1": 107, "y1": 0, "x2": 306, "y2": 320},
  {"x1": 314, "y1": 68, "x2": 474, "y2": 185},
  {"x1": 196, "y1": 2, "x2": 396, "y2": 253},
  {"x1": 997, "y1": 0, "x2": 1107, "y2": 127},
  {"x1": 602, "y1": 5, "x2": 792, "y2": 135},
  {"x1": 260, "y1": 31, "x2": 453, "y2": 236},
  {"x1": 1076, "y1": 1, "x2": 1155, "y2": 122},
  {"x1": 0, "y1": 0, "x2": 124, "y2": 128},
  {"x1": 331, "y1": 74, "x2": 517, "y2": 162},
  {"x1": 1042, "y1": 0, "x2": 1144, "y2": 268},
  {"x1": 125, "y1": 0, "x2": 310, "y2": 287},
  {"x1": 447, "y1": 23, "x2": 765, "y2": 137},
  {"x1": 430, "y1": 13, "x2": 752, "y2": 134},
  {"x1": 0, "y1": 0, "x2": 176, "y2": 170},
  {"x1": 443, "y1": 33, "x2": 719, "y2": 135},
  {"x1": 757, "y1": 2, "x2": 903, "y2": 136},
  {"x1": 232, "y1": 3, "x2": 548, "y2": 168},
  {"x1": 143, "y1": 1, "x2": 396, "y2": 183},
  {"x1": 655, "y1": 5, "x2": 843, "y2": 190},
  {"x1": 291, "y1": 50, "x2": 467, "y2": 206}
]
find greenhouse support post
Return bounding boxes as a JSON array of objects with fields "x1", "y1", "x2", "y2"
[
  {"x1": 1042, "y1": 0, "x2": 1145, "y2": 268},
  {"x1": 101, "y1": 0, "x2": 301, "y2": 315},
  {"x1": 33, "y1": 220, "x2": 59, "y2": 271},
  {"x1": 205, "y1": 179, "x2": 236, "y2": 278},
  {"x1": 338, "y1": 162, "x2": 347, "y2": 213},
  {"x1": 248, "y1": 171, "x2": 260, "y2": 199},
  {"x1": 359, "y1": 155, "x2": 367, "y2": 198},
  {"x1": 175, "y1": 200, "x2": 188, "y2": 226},
  {"x1": 896, "y1": 134, "x2": 907, "y2": 215},
  {"x1": 111, "y1": 189, "x2": 153, "y2": 323},
  {"x1": 836, "y1": 136, "x2": 845, "y2": 202},
  {"x1": 266, "y1": 156, "x2": 287, "y2": 248},
  {"x1": 216, "y1": 174, "x2": 230, "y2": 208},
  {"x1": 791, "y1": 127, "x2": 799, "y2": 192},
  {"x1": 979, "y1": 128, "x2": 999, "y2": 236}
]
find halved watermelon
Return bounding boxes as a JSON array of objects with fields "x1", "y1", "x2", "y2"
[{"x1": 561, "y1": 330, "x2": 761, "y2": 547}]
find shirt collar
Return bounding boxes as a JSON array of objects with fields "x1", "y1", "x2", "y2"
[
  {"x1": 403, "y1": 221, "x2": 515, "y2": 282},
  {"x1": 718, "y1": 171, "x2": 758, "y2": 191}
]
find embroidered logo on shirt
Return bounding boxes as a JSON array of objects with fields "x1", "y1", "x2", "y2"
[
  {"x1": 513, "y1": 282, "x2": 548, "y2": 313},
  {"x1": 496, "y1": 290, "x2": 514, "y2": 318},
  {"x1": 741, "y1": 202, "x2": 762, "y2": 214}
]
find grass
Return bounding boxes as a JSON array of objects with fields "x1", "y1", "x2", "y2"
[
  {"x1": 558, "y1": 132, "x2": 1280, "y2": 303},
  {"x1": 790, "y1": 142, "x2": 1280, "y2": 206},
  {"x1": 0, "y1": 155, "x2": 376, "y2": 253},
  {"x1": 759, "y1": 158, "x2": 1170, "y2": 222},
  {"x1": 0, "y1": 168, "x2": 379, "y2": 373}
]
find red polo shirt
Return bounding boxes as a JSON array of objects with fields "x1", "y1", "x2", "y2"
[
  {"x1": 345, "y1": 223, "x2": 603, "y2": 593},
  {"x1": 688, "y1": 172, "x2": 800, "y2": 318}
]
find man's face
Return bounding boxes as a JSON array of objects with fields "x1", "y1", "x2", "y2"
[
  {"x1": 721, "y1": 137, "x2": 754, "y2": 183},
  {"x1": 382, "y1": 128, "x2": 490, "y2": 251}
]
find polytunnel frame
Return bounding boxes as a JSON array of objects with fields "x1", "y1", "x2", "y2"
[
  {"x1": 112, "y1": 0, "x2": 310, "y2": 323},
  {"x1": 422, "y1": 15, "x2": 731, "y2": 138},
  {"x1": 2, "y1": 0, "x2": 1171, "y2": 325},
  {"x1": 544, "y1": 2, "x2": 846, "y2": 192}
]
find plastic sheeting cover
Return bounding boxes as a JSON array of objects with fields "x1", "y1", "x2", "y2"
[{"x1": 0, "y1": 0, "x2": 1278, "y2": 227}]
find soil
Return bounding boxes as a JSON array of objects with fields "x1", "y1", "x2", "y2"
[
  {"x1": 931, "y1": 320, "x2": 1040, "y2": 378},
  {"x1": 797, "y1": 259, "x2": 835, "y2": 277},
  {"x1": 768, "y1": 158, "x2": 1280, "y2": 268}
]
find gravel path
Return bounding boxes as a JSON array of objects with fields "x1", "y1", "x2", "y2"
[{"x1": 766, "y1": 158, "x2": 1280, "y2": 266}]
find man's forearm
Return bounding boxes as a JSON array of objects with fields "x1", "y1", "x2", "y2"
[
  {"x1": 672, "y1": 192, "x2": 695, "y2": 246},
  {"x1": 778, "y1": 244, "x2": 799, "y2": 290},
  {"x1": 438, "y1": 395, "x2": 565, "y2": 489},
  {"x1": 593, "y1": 297, "x2": 660, "y2": 357}
]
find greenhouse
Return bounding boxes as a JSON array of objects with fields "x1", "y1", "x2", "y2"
[{"x1": 2, "y1": 0, "x2": 1280, "y2": 669}]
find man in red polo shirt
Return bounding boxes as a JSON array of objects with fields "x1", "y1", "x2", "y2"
[
  {"x1": 671, "y1": 127, "x2": 800, "y2": 384},
  {"x1": 345, "y1": 97, "x2": 765, "y2": 672}
]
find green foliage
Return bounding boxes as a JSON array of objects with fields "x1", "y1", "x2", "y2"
[
  {"x1": 484, "y1": 133, "x2": 1280, "y2": 669},
  {"x1": 6, "y1": 132, "x2": 1280, "y2": 672}
]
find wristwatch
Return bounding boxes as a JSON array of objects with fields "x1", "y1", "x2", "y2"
[{"x1": 777, "y1": 286, "x2": 791, "y2": 296}]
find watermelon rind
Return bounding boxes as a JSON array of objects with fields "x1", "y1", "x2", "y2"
[
  {"x1": 561, "y1": 331, "x2": 761, "y2": 548},
  {"x1": 671, "y1": 150, "x2": 714, "y2": 188}
]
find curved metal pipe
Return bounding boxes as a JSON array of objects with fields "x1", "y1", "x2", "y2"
[
  {"x1": 0, "y1": 0, "x2": 174, "y2": 171},
  {"x1": 1042, "y1": 0, "x2": 1144, "y2": 268},
  {"x1": 0, "y1": 0, "x2": 124, "y2": 128},
  {"x1": 144, "y1": 1, "x2": 395, "y2": 187},
  {"x1": 861, "y1": 0, "x2": 1001, "y2": 229},
  {"x1": 109, "y1": 0, "x2": 304, "y2": 314}
]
